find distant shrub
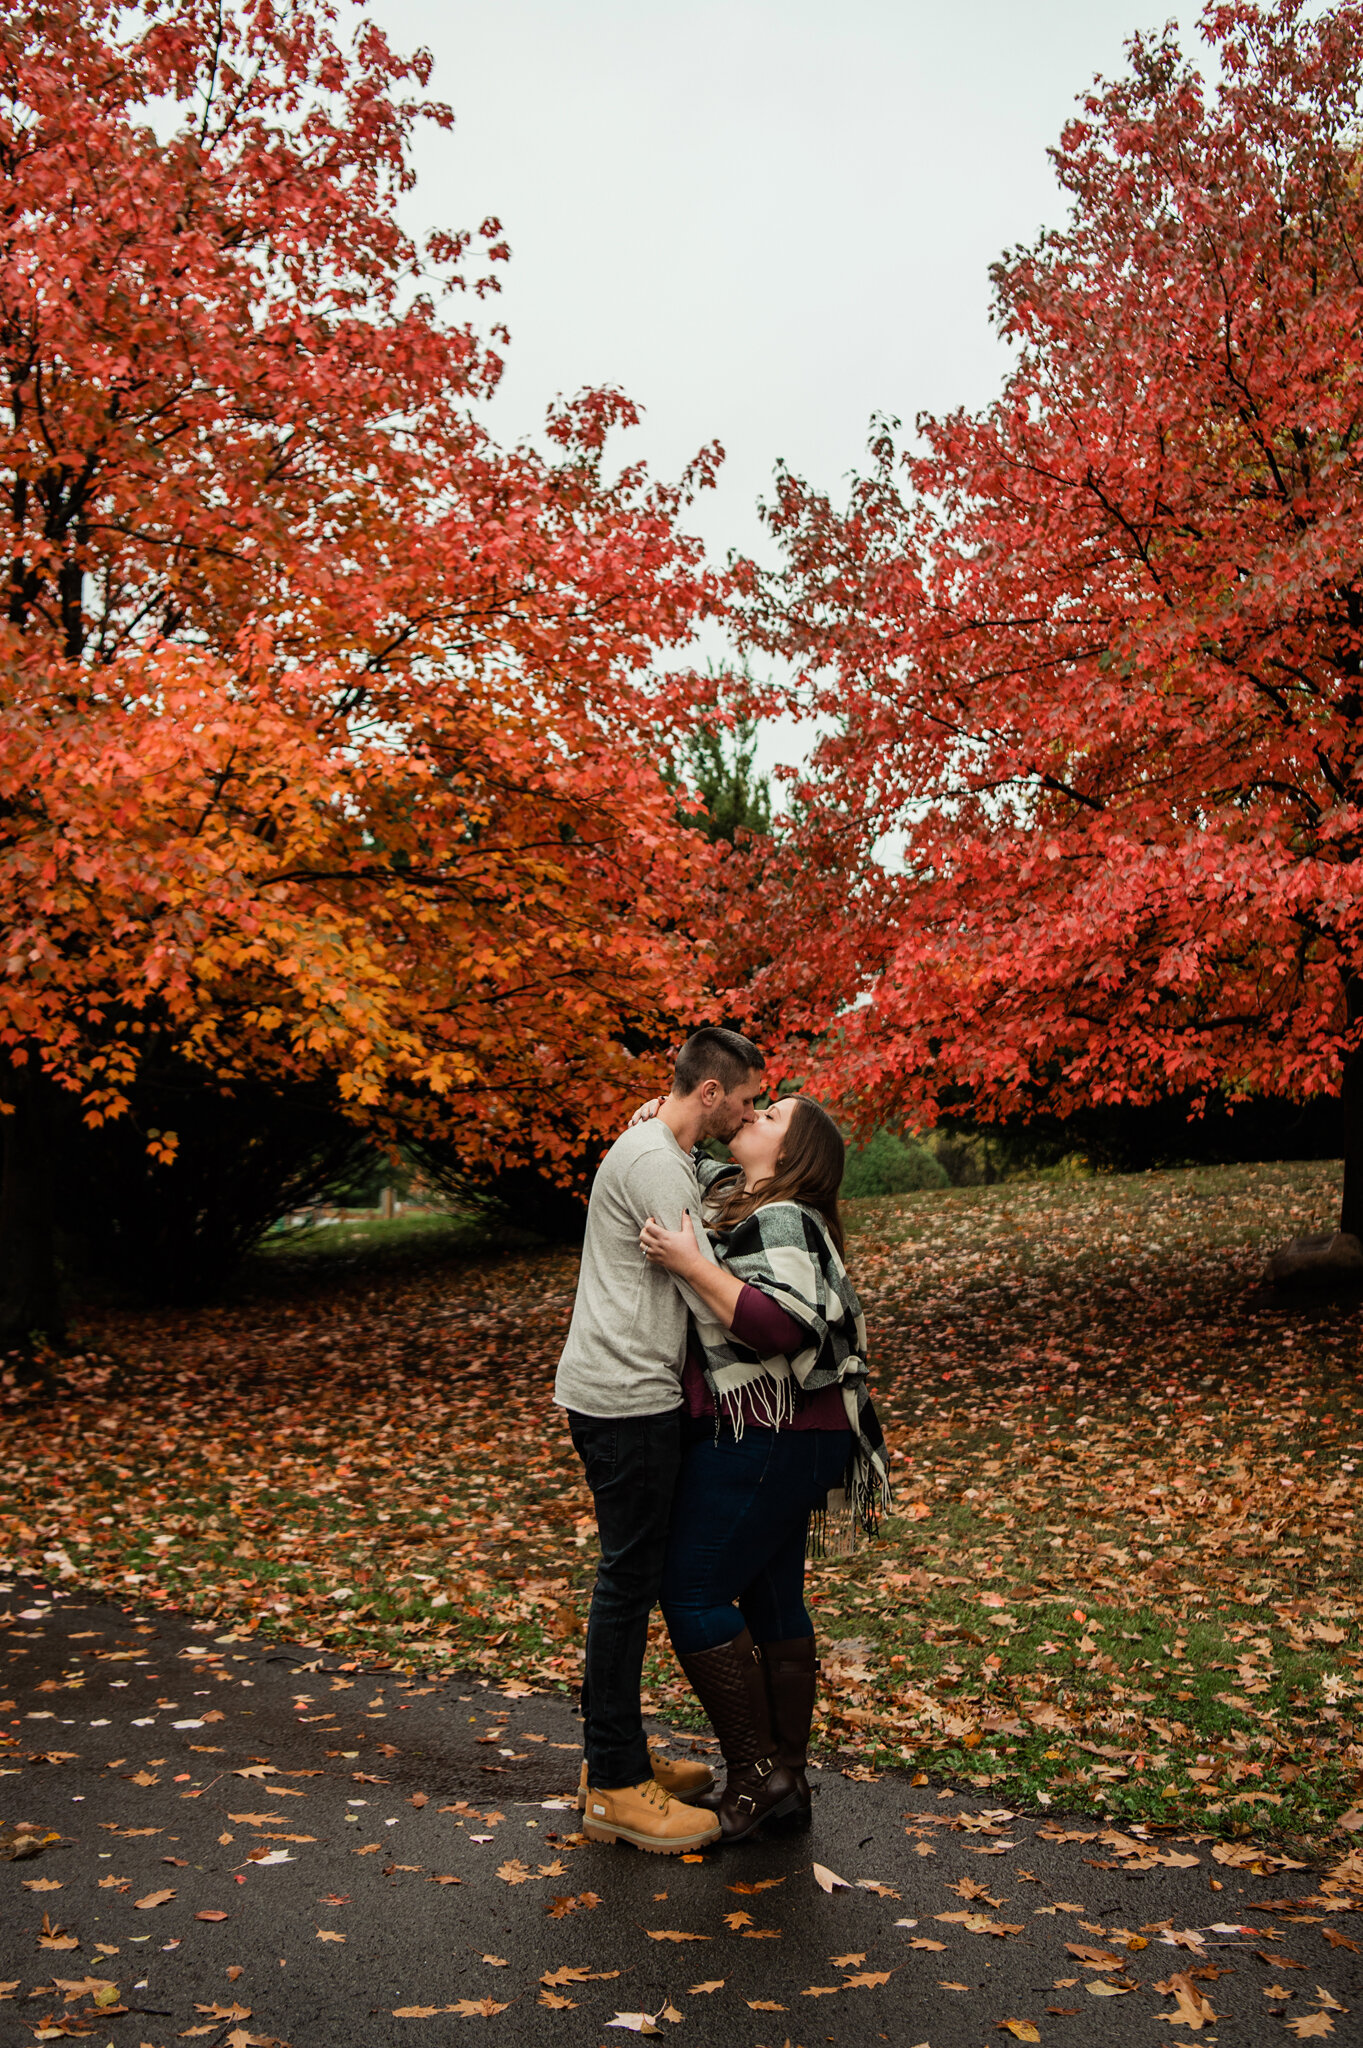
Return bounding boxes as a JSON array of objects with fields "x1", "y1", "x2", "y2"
[{"x1": 842, "y1": 1129, "x2": 949, "y2": 1197}]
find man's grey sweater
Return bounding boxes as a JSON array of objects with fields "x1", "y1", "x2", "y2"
[{"x1": 554, "y1": 1119, "x2": 702, "y2": 1418}]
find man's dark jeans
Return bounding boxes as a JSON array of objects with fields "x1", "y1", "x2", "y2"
[{"x1": 567, "y1": 1406, "x2": 683, "y2": 1791}]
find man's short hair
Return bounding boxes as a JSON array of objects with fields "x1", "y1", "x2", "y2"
[{"x1": 673, "y1": 1027, "x2": 765, "y2": 1097}]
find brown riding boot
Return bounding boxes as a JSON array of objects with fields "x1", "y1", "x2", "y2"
[
  {"x1": 678, "y1": 1628, "x2": 803, "y2": 1843},
  {"x1": 759, "y1": 1635, "x2": 818, "y2": 1828}
]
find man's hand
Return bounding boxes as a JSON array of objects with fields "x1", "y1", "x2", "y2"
[
  {"x1": 640, "y1": 1209, "x2": 704, "y2": 1277},
  {"x1": 627, "y1": 1096, "x2": 664, "y2": 1129}
]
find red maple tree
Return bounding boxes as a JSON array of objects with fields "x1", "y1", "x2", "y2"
[
  {"x1": 0, "y1": 0, "x2": 727, "y2": 1338},
  {"x1": 743, "y1": 0, "x2": 1363, "y2": 1237}
]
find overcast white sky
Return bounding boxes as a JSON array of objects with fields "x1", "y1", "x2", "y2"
[{"x1": 372, "y1": 0, "x2": 1210, "y2": 768}]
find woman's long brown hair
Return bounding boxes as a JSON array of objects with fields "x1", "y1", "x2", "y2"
[{"x1": 709, "y1": 1096, "x2": 847, "y2": 1256}]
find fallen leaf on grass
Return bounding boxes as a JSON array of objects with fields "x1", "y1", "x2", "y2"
[{"x1": 812, "y1": 1862, "x2": 850, "y2": 1893}]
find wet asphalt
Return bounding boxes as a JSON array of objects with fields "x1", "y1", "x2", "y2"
[{"x1": 2, "y1": 1575, "x2": 1361, "y2": 2048}]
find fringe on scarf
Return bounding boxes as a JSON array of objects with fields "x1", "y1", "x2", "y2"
[
  {"x1": 716, "y1": 1371, "x2": 796, "y2": 1438},
  {"x1": 806, "y1": 1453, "x2": 886, "y2": 1560}
]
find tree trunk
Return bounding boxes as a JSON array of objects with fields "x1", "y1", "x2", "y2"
[
  {"x1": 1341, "y1": 976, "x2": 1363, "y2": 1242},
  {"x1": 0, "y1": 1068, "x2": 64, "y2": 1357}
]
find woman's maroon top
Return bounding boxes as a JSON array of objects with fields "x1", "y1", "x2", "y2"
[{"x1": 682, "y1": 1281, "x2": 849, "y2": 1431}]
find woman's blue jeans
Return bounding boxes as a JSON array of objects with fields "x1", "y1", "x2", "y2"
[{"x1": 660, "y1": 1420, "x2": 853, "y2": 1656}]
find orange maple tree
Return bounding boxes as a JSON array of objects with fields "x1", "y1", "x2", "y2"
[
  {"x1": 743, "y1": 0, "x2": 1363, "y2": 1237},
  {"x1": 0, "y1": 0, "x2": 728, "y2": 1337}
]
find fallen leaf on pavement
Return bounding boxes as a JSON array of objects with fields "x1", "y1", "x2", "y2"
[
  {"x1": 843, "y1": 1971, "x2": 893, "y2": 1988},
  {"x1": 812, "y1": 1863, "x2": 851, "y2": 1893},
  {"x1": 999, "y1": 2025, "x2": 1041, "y2": 2044},
  {"x1": 606, "y1": 2014, "x2": 662, "y2": 2036},
  {"x1": 1285, "y1": 2018, "x2": 1334, "y2": 2039},
  {"x1": 647, "y1": 1930, "x2": 708, "y2": 1942},
  {"x1": 747, "y1": 2000, "x2": 786, "y2": 2011},
  {"x1": 1157, "y1": 1974, "x2": 1218, "y2": 2029},
  {"x1": 447, "y1": 1999, "x2": 509, "y2": 2017},
  {"x1": 687, "y1": 1981, "x2": 724, "y2": 1993},
  {"x1": 316, "y1": 1930, "x2": 345, "y2": 1943}
]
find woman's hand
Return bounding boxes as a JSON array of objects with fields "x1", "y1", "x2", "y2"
[
  {"x1": 627, "y1": 1096, "x2": 664, "y2": 1129},
  {"x1": 640, "y1": 1209, "x2": 704, "y2": 1277}
]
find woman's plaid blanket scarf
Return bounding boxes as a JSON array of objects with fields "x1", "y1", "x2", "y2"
[{"x1": 685, "y1": 1161, "x2": 892, "y2": 1542}]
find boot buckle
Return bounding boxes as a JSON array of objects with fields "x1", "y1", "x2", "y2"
[{"x1": 753, "y1": 1755, "x2": 773, "y2": 1779}]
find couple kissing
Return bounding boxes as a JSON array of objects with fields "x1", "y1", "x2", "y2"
[{"x1": 554, "y1": 1027, "x2": 890, "y2": 1855}]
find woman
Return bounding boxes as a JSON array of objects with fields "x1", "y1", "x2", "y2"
[{"x1": 637, "y1": 1092, "x2": 890, "y2": 1843}]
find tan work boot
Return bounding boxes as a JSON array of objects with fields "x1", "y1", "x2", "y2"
[
  {"x1": 581, "y1": 1776, "x2": 720, "y2": 1854},
  {"x1": 576, "y1": 1754, "x2": 714, "y2": 1812}
]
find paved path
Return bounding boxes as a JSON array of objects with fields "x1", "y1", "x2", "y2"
[{"x1": 3, "y1": 1573, "x2": 1361, "y2": 2047}]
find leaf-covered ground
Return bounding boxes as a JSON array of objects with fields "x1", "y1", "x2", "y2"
[{"x1": 2, "y1": 1161, "x2": 1360, "y2": 1846}]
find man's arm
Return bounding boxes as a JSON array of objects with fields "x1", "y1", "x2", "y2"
[{"x1": 621, "y1": 1146, "x2": 703, "y2": 1239}]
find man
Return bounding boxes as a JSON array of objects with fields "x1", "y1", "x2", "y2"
[{"x1": 555, "y1": 1026, "x2": 765, "y2": 1852}]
